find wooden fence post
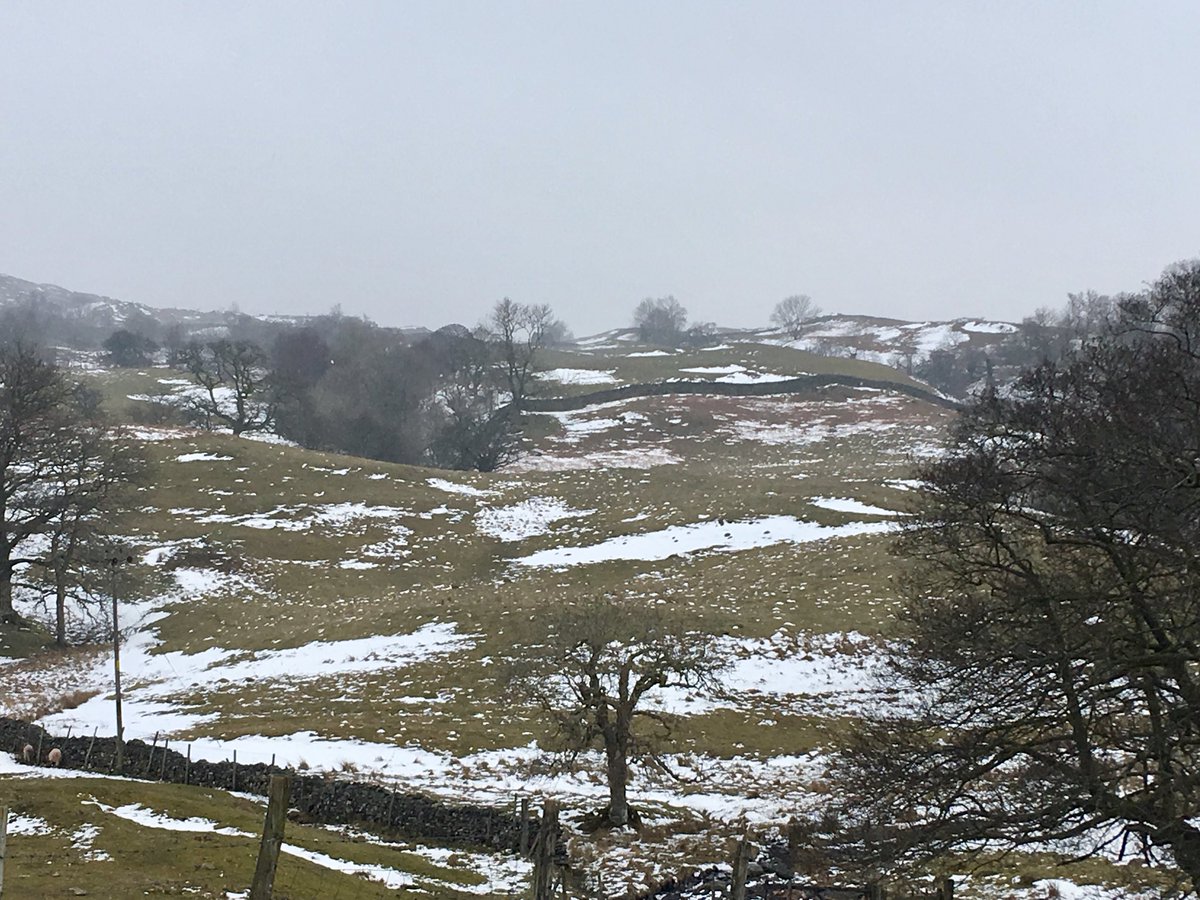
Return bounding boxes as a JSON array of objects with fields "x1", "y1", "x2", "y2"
[
  {"x1": 1, "y1": 804, "x2": 8, "y2": 898},
  {"x1": 83, "y1": 727, "x2": 97, "y2": 771},
  {"x1": 184, "y1": 745, "x2": 191, "y2": 785},
  {"x1": 232, "y1": 750, "x2": 238, "y2": 792},
  {"x1": 731, "y1": 832, "x2": 751, "y2": 900},
  {"x1": 530, "y1": 799, "x2": 559, "y2": 900},
  {"x1": 249, "y1": 774, "x2": 291, "y2": 900},
  {"x1": 146, "y1": 732, "x2": 159, "y2": 776},
  {"x1": 519, "y1": 796, "x2": 531, "y2": 856},
  {"x1": 937, "y1": 877, "x2": 954, "y2": 899}
]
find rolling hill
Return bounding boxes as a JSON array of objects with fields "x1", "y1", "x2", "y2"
[{"x1": 0, "y1": 283, "x2": 1157, "y2": 898}]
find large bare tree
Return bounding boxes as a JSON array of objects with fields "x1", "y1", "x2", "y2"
[
  {"x1": 35, "y1": 420, "x2": 143, "y2": 644},
  {"x1": 485, "y1": 298, "x2": 555, "y2": 408},
  {"x1": 770, "y1": 294, "x2": 822, "y2": 340},
  {"x1": 829, "y1": 261, "x2": 1200, "y2": 888},
  {"x1": 182, "y1": 339, "x2": 275, "y2": 435},
  {"x1": 633, "y1": 296, "x2": 688, "y2": 346},
  {"x1": 0, "y1": 345, "x2": 139, "y2": 631},
  {"x1": 510, "y1": 596, "x2": 725, "y2": 828}
]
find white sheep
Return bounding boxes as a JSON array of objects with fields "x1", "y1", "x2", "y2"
[
  {"x1": 21, "y1": 742, "x2": 33, "y2": 762},
  {"x1": 47, "y1": 747, "x2": 62, "y2": 766}
]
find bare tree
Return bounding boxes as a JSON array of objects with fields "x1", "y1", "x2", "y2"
[
  {"x1": 0, "y1": 345, "x2": 140, "y2": 627},
  {"x1": 510, "y1": 597, "x2": 725, "y2": 828},
  {"x1": 829, "y1": 260, "x2": 1200, "y2": 886},
  {"x1": 182, "y1": 340, "x2": 275, "y2": 435},
  {"x1": 770, "y1": 295, "x2": 822, "y2": 340},
  {"x1": 484, "y1": 299, "x2": 556, "y2": 408},
  {"x1": 35, "y1": 421, "x2": 144, "y2": 645},
  {"x1": 633, "y1": 296, "x2": 688, "y2": 345},
  {"x1": 103, "y1": 329, "x2": 159, "y2": 367}
]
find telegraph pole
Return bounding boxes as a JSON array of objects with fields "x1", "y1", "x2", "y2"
[{"x1": 109, "y1": 552, "x2": 134, "y2": 774}]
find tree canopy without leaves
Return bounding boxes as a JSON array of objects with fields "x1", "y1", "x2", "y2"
[
  {"x1": 633, "y1": 296, "x2": 688, "y2": 346},
  {"x1": 771, "y1": 294, "x2": 822, "y2": 339},
  {"x1": 829, "y1": 261, "x2": 1200, "y2": 887},
  {"x1": 483, "y1": 298, "x2": 556, "y2": 408},
  {"x1": 0, "y1": 343, "x2": 142, "y2": 634},
  {"x1": 103, "y1": 329, "x2": 159, "y2": 367},
  {"x1": 182, "y1": 339, "x2": 276, "y2": 435},
  {"x1": 509, "y1": 597, "x2": 725, "y2": 828}
]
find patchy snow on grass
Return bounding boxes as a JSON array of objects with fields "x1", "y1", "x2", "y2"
[
  {"x1": 625, "y1": 349, "x2": 672, "y2": 357},
  {"x1": 69, "y1": 822, "x2": 111, "y2": 860},
  {"x1": 515, "y1": 516, "x2": 891, "y2": 567},
  {"x1": 281, "y1": 843, "x2": 417, "y2": 889},
  {"x1": 652, "y1": 632, "x2": 886, "y2": 717},
  {"x1": 680, "y1": 365, "x2": 747, "y2": 375},
  {"x1": 426, "y1": 477, "x2": 492, "y2": 497},
  {"x1": 961, "y1": 319, "x2": 1018, "y2": 334},
  {"x1": 731, "y1": 416, "x2": 896, "y2": 447},
  {"x1": 809, "y1": 496, "x2": 899, "y2": 517},
  {"x1": 85, "y1": 800, "x2": 420, "y2": 888},
  {"x1": 475, "y1": 498, "x2": 596, "y2": 541},
  {"x1": 715, "y1": 370, "x2": 798, "y2": 384},
  {"x1": 536, "y1": 367, "x2": 619, "y2": 385},
  {"x1": 8, "y1": 812, "x2": 52, "y2": 835},
  {"x1": 241, "y1": 430, "x2": 298, "y2": 447},
  {"x1": 510, "y1": 447, "x2": 681, "y2": 472},
  {"x1": 85, "y1": 799, "x2": 249, "y2": 835},
  {"x1": 120, "y1": 426, "x2": 190, "y2": 441},
  {"x1": 172, "y1": 502, "x2": 416, "y2": 540},
  {"x1": 40, "y1": 621, "x2": 475, "y2": 742},
  {"x1": 172, "y1": 567, "x2": 233, "y2": 597},
  {"x1": 175, "y1": 452, "x2": 234, "y2": 462},
  {"x1": 552, "y1": 415, "x2": 623, "y2": 440}
]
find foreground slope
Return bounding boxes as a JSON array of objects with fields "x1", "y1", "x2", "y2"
[{"x1": 2, "y1": 342, "x2": 1163, "y2": 896}]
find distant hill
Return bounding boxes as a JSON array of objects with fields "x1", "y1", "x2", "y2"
[
  {"x1": 0, "y1": 272, "x2": 429, "y2": 351},
  {"x1": 1, "y1": 271, "x2": 1058, "y2": 397}
]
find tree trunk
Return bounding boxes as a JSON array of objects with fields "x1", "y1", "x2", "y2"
[
  {"x1": 604, "y1": 732, "x2": 630, "y2": 827},
  {"x1": 1162, "y1": 825, "x2": 1200, "y2": 892},
  {"x1": 55, "y1": 578, "x2": 66, "y2": 646},
  {"x1": 0, "y1": 568, "x2": 16, "y2": 624}
]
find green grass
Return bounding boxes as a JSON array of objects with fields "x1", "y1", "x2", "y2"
[
  {"x1": 11, "y1": 380, "x2": 943, "y2": 750},
  {"x1": 56, "y1": 384, "x2": 940, "y2": 762},
  {"x1": 535, "y1": 342, "x2": 926, "y2": 396},
  {"x1": 0, "y1": 775, "x2": 500, "y2": 898},
  {"x1": 9, "y1": 351, "x2": 1075, "y2": 890}
]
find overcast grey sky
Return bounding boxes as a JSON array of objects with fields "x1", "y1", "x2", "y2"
[{"x1": 2, "y1": 2, "x2": 1197, "y2": 335}]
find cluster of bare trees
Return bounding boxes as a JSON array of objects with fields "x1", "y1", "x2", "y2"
[
  {"x1": 0, "y1": 343, "x2": 143, "y2": 644},
  {"x1": 830, "y1": 260, "x2": 1200, "y2": 887},
  {"x1": 632, "y1": 297, "x2": 720, "y2": 347},
  {"x1": 166, "y1": 299, "x2": 567, "y2": 471}
]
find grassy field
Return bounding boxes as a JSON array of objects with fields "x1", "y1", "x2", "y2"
[
  {"x1": 0, "y1": 774, "x2": 520, "y2": 898},
  {"x1": 0, "y1": 343, "x2": 1159, "y2": 896}
]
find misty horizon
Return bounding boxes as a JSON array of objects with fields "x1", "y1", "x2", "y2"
[{"x1": 3, "y1": 2, "x2": 1198, "y2": 335}]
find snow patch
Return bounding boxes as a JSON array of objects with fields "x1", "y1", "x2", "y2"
[
  {"x1": 475, "y1": 498, "x2": 596, "y2": 542},
  {"x1": 515, "y1": 516, "x2": 891, "y2": 567},
  {"x1": 536, "y1": 367, "x2": 619, "y2": 385},
  {"x1": 809, "y1": 497, "x2": 899, "y2": 517}
]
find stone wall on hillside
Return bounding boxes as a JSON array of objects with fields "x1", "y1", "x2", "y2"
[
  {"x1": 1, "y1": 717, "x2": 537, "y2": 852},
  {"x1": 519, "y1": 374, "x2": 960, "y2": 413}
]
